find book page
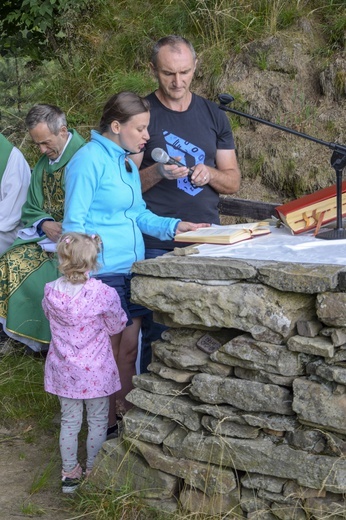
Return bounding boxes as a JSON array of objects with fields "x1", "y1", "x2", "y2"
[{"x1": 175, "y1": 222, "x2": 271, "y2": 244}]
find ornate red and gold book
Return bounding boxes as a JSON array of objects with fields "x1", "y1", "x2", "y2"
[{"x1": 275, "y1": 181, "x2": 346, "y2": 234}]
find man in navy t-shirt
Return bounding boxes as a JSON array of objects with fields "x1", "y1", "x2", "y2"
[{"x1": 132, "y1": 35, "x2": 241, "y2": 372}]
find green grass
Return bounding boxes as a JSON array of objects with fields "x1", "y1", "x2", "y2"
[
  {"x1": 20, "y1": 502, "x2": 46, "y2": 516},
  {"x1": 73, "y1": 485, "x2": 161, "y2": 520},
  {"x1": 0, "y1": 348, "x2": 59, "y2": 430},
  {"x1": 0, "y1": 0, "x2": 344, "y2": 205},
  {"x1": 1, "y1": 0, "x2": 344, "y2": 156},
  {"x1": 30, "y1": 455, "x2": 60, "y2": 494}
]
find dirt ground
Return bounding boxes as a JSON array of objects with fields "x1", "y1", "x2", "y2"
[{"x1": 0, "y1": 424, "x2": 79, "y2": 520}]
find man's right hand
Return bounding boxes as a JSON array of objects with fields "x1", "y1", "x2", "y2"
[{"x1": 41, "y1": 221, "x2": 62, "y2": 242}]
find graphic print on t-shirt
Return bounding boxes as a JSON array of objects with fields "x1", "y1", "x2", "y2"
[{"x1": 163, "y1": 130, "x2": 204, "y2": 196}]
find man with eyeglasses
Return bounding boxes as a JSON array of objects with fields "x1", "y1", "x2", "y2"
[{"x1": 0, "y1": 104, "x2": 85, "y2": 353}]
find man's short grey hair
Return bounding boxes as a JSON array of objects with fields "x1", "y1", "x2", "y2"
[
  {"x1": 151, "y1": 35, "x2": 196, "y2": 68},
  {"x1": 25, "y1": 104, "x2": 67, "y2": 135}
]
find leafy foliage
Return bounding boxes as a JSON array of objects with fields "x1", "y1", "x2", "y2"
[
  {"x1": 0, "y1": 0, "x2": 93, "y2": 63},
  {"x1": 0, "y1": 0, "x2": 344, "y2": 177}
]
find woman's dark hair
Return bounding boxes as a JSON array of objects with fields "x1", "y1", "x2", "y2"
[{"x1": 99, "y1": 91, "x2": 150, "y2": 134}]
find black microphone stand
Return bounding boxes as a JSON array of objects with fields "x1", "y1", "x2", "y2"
[{"x1": 218, "y1": 93, "x2": 346, "y2": 240}]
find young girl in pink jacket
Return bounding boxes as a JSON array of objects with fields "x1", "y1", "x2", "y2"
[{"x1": 42, "y1": 232, "x2": 127, "y2": 494}]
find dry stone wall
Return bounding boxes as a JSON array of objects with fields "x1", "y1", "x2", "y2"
[{"x1": 92, "y1": 255, "x2": 346, "y2": 519}]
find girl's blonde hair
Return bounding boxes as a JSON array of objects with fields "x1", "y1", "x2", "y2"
[{"x1": 57, "y1": 232, "x2": 102, "y2": 284}]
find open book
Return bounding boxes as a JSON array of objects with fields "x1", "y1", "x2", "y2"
[
  {"x1": 275, "y1": 181, "x2": 346, "y2": 234},
  {"x1": 174, "y1": 222, "x2": 271, "y2": 245}
]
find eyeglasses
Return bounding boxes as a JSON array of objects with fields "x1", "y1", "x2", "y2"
[{"x1": 125, "y1": 158, "x2": 132, "y2": 173}]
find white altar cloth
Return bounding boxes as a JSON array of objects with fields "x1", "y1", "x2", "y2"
[{"x1": 195, "y1": 225, "x2": 346, "y2": 265}]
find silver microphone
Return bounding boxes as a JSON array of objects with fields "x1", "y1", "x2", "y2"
[{"x1": 151, "y1": 148, "x2": 194, "y2": 180}]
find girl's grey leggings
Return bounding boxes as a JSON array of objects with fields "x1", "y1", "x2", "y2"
[{"x1": 58, "y1": 395, "x2": 109, "y2": 473}]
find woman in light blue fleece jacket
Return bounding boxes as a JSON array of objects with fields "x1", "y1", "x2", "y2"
[{"x1": 63, "y1": 91, "x2": 208, "y2": 432}]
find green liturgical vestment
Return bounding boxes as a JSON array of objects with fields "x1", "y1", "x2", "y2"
[
  {"x1": 0, "y1": 129, "x2": 85, "y2": 348},
  {"x1": 0, "y1": 133, "x2": 14, "y2": 183}
]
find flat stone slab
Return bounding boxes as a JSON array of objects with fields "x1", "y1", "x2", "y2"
[{"x1": 132, "y1": 256, "x2": 346, "y2": 293}]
